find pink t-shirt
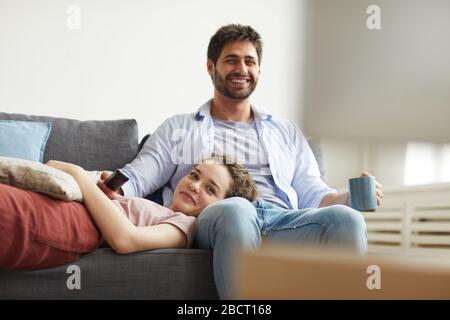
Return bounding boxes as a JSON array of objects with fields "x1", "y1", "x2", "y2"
[{"x1": 111, "y1": 197, "x2": 196, "y2": 247}]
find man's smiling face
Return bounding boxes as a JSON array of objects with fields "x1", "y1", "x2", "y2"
[{"x1": 208, "y1": 40, "x2": 260, "y2": 100}]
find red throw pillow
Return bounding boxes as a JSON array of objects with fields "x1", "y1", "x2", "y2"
[{"x1": 0, "y1": 184, "x2": 102, "y2": 270}]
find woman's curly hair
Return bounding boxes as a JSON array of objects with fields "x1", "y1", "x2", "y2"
[{"x1": 208, "y1": 154, "x2": 257, "y2": 202}]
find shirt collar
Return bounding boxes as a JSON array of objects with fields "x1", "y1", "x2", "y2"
[{"x1": 195, "y1": 99, "x2": 272, "y2": 121}]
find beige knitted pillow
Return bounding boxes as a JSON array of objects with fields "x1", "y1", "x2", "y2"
[{"x1": 0, "y1": 156, "x2": 101, "y2": 202}]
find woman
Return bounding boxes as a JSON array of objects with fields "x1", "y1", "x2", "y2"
[
  {"x1": 45, "y1": 155, "x2": 257, "y2": 254},
  {"x1": 0, "y1": 156, "x2": 256, "y2": 269}
]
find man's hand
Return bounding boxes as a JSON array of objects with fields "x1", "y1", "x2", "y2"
[
  {"x1": 97, "y1": 171, "x2": 123, "y2": 200},
  {"x1": 360, "y1": 171, "x2": 383, "y2": 206},
  {"x1": 319, "y1": 171, "x2": 383, "y2": 208}
]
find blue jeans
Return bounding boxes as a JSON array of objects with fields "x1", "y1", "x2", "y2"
[{"x1": 193, "y1": 197, "x2": 368, "y2": 300}]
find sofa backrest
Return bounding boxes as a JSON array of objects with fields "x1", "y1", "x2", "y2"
[
  {"x1": 0, "y1": 112, "x2": 139, "y2": 171},
  {"x1": 0, "y1": 111, "x2": 327, "y2": 183},
  {"x1": 306, "y1": 137, "x2": 327, "y2": 181}
]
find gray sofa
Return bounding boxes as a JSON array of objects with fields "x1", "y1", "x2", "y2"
[{"x1": 0, "y1": 112, "x2": 218, "y2": 299}]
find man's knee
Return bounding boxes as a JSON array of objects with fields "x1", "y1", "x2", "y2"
[
  {"x1": 196, "y1": 197, "x2": 260, "y2": 247},
  {"x1": 198, "y1": 197, "x2": 257, "y2": 226},
  {"x1": 316, "y1": 205, "x2": 367, "y2": 253},
  {"x1": 319, "y1": 205, "x2": 366, "y2": 230}
]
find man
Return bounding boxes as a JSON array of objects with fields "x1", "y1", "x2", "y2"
[{"x1": 118, "y1": 24, "x2": 383, "y2": 299}]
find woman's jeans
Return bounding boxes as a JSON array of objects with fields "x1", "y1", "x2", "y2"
[{"x1": 193, "y1": 197, "x2": 368, "y2": 300}]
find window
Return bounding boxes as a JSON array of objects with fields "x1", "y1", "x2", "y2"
[{"x1": 404, "y1": 142, "x2": 450, "y2": 185}]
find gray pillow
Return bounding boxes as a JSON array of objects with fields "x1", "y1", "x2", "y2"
[{"x1": 0, "y1": 112, "x2": 139, "y2": 171}]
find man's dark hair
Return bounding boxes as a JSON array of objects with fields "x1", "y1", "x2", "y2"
[{"x1": 207, "y1": 24, "x2": 263, "y2": 65}]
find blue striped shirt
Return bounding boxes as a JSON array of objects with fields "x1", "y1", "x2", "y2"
[{"x1": 121, "y1": 100, "x2": 336, "y2": 209}]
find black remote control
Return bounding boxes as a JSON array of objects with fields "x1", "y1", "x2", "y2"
[{"x1": 104, "y1": 169, "x2": 129, "y2": 192}]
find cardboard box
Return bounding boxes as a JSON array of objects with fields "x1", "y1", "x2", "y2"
[{"x1": 235, "y1": 244, "x2": 450, "y2": 299}]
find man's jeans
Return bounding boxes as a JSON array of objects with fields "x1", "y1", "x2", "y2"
[{"x1": 194, "y1": 197, "x2": 368, "y2": 300}]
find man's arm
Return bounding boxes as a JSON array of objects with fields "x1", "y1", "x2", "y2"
[
  {"x1": 290, "y1": 122, "x2": 338, "y2": 208},
  {"x1": 319, "y1": 192, "x2": 349, "y2": 208},
  {"x1": 319, "y1": 172, "x2": 384, "y2": 208},
  {"x1": 289, "y1": 123, "x2": 383, "y2": 209},
  {"x1": 120, "y1": 118, "x2": 178, "y2": 198}
]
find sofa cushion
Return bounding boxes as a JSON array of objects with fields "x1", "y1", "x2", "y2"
[
  {"x1": 0, "y1": 248, "x2": 217, "y2": 299},
  {"x1": 0, "y1": 184, "x2": 102, "y2": 270},
  {"x1": 0, "y1": 156, "x2": 100, "y2": 202},
  {"x1": 0, "y1": 120, "x2": 52, "y2": 162},
  {"x1": 0, "y1": 113, "x2": 139, "y2": 171}
]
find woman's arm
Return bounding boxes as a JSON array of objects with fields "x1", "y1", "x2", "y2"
[{"x1": 46, "y1": 161, "x2": 187, "y2": 254}]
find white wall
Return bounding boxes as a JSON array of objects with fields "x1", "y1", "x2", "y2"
[
  {"x1": 3, "y1": 0, "x2": 448, "y2": 190},
  {"x1": 320, "y1": 137, "x2": 408, "y2": 190},
  {"x1": 303, "y1": 0, "x2": 450, "y2": 191},
  {"x1": 0, "y1": 0, "x2": 305, "y2": 139},
  {"x1": 304, "y1": 0, "x2": 450, "y2": 143}
]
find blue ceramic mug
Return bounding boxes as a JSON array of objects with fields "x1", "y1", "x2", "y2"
[{"x1": 348, "y1": 176, "x2": 377, "y2": 212}]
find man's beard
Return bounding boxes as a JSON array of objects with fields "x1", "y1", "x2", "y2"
[{"x1": 213, "y1": 70, "x2": 258, "y2": 100}]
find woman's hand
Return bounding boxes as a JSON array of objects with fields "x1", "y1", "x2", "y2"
[{"x1": 46, "y1": 160, "x2": 84, "y2": 177}]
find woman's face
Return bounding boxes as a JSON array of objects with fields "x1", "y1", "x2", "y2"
[{"x1": 172, "y1": 160, "x2": 232, "y2": 216}]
